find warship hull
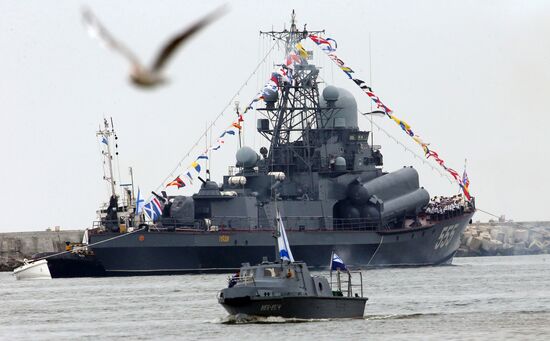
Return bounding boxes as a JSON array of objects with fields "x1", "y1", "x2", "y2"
[
  {"x1": 88, "y1": 213, "x2": 473, "y2": 276},
  {"x1": 219, "y1": 296, "x2": 367, "y2": 319}
]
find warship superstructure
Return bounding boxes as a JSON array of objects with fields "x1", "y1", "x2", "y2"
[{"x1": 86, "y1": 14, "x2": 475, "y2": 276}]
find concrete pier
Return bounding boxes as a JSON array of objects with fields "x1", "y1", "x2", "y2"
[{"x1": 0, "y1": 230, "x2": 83, "y2": 271}]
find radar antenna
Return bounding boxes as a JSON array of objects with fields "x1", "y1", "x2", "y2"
[
  {"x1": 257, "y1": 11, "x2": 326, "y2": 176},
  {"x1": 260, "y1": 10, "x2": 324, "y2": 54}
]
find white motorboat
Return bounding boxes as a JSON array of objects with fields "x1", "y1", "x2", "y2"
[{"x1": 13, "y1": 259, "x2": 52, "y2": 280}]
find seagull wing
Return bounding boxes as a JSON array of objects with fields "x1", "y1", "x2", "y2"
[
  {"x1": 151, "y1": 5, "x2": 227, "y2": 72},
  {"x1": 82, "y1": 7, "x2": 141, "y2": 67}
]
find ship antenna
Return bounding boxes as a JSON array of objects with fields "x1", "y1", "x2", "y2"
[
  {"x1": 259, "y1": 10, "x2": 324, "y2": 54},
  {"x1": 110, "y1": 117, "x2": 123, "y2": 196},
  {"x1": 205, "y1": 121, "x2": 210, "y2": 180},
  {"x1": 369, "y1": 33, "x2": 374, "y2": 148},
  {"x1": 235, "y1": 101, "x2": 242, "y2": 148},
  {"x1": 129, "y1": 166, "x2": 135, "y2": 204},
  {"x1": 97, "y1": 117, "x2": 116, "y2": 197}
]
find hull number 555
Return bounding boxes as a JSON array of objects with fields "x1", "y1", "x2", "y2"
[{"x1": 434, "y1": 224, "x2": 459, "y2": 250}]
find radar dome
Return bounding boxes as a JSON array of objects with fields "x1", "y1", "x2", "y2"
[
  {"x1": 322, "y1": 85, "x2": 339, "y2": 102},
  {"x1": 236, "y1": 146, "x2": 260, "y2": 168},
  {"x1": 263, "y1": 90, "x2": 278, "y2": 103},
  {"x1": 319, "y1": 86, "x2": 358, "y2": 129}
]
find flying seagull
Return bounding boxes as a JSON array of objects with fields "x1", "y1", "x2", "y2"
[{"x1": 82, "y1": 5, "x2": 227, "y2": 88}]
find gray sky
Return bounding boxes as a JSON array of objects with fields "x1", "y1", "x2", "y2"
[{"x1": 1, "y1": 0, "x2": 549, "y2": 232}]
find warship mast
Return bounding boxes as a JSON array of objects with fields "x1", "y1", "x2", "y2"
[{"x1": 258, "y1": 11, "x2": 325, "y2": 176}]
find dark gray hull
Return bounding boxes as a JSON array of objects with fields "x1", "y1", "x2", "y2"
[
  {"x1": 88, "y1": 213, "x2": 473, "y2": 276},
  {"x1": 220, "y1": 296, "x2": 367, "y2": 319}
]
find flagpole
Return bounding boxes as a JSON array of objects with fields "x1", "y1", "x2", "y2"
[
  {"x1": 330, "y1": 250, "x2": 334, "y2": 290},
  {"x1": 235, "y1": 101, "x2": 242, "y2": 149},
  {"x1": 129, "y1": 167, "x2": 135, "y2": 204},
  {"x1": 274, "y1": 208, "x2": 280, "y2": 262}
]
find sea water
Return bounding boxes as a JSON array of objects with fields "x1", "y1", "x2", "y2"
[{"x1": 0, "y1": 255, "x2": 549, "y2": 340}]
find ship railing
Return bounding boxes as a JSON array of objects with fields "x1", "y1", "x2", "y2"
[
  {"x1": 230, "y1": 275, "x2": 256, "y2": 287},
  {"x1": 206, "y1": 216, "x2": 380, "y2": 231},
  {"x1": 92, "y1": 217, "x2": 382, "y2": 232},
  {"x1": 330, "y1": 269, "x2": 364, "y2": 298}
]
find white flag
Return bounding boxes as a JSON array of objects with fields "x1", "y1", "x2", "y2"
[{"x1": 277, "y1": 210, "x2": 294, "y2": 262}]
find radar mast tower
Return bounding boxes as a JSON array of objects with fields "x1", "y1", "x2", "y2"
[{"x1": 258, "y1": 11, "x2": 326, "y2": 175}]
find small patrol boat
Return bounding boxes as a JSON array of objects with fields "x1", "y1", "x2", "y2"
[
  {"x1": 13, "y1": 259, "x2": 52, "y2": 280},
  {"x1": 218, "y1": 211, "x2": 367, "y2": 319}
]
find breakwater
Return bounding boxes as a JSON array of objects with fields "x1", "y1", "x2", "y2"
[
  {"x1": 0, "y1": 230, "x2": 83, "y2": 271},
  {"x1": 458, "y1": 221, "x2": 550, "y2": 256}
]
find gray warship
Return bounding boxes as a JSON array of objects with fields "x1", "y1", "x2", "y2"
[{"x1": 86, "y1": 14, "x2": 476, "y2": 276}]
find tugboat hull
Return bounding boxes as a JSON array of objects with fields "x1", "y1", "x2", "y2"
[
  {"x1": 32, "y1": 252, "x2": 106, "y2": 278},
  {"x1": 220, "y1": 296, "x2": 367, "y2": 319}
]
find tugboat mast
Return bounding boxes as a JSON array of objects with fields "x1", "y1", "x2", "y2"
[{"x1": 97, "y1": 118, "x2": 117, "y2": 197}]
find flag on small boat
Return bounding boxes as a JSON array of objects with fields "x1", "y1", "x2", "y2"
[
  {"x1": 276, "y1": 210, "x2": 294, "y2": 262},
  {"x1": 144, "y1": 198, "x2": 162, "y2": 222},
  {"x1": 135, "y1": 188, "x2": 144, "y2": 214},
  {"x1": 331, "y1": 252, "x2": 348, "y2": 272}
]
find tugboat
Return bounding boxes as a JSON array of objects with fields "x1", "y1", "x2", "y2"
[
  {"x1": 17, "y1": 118, "x2": 130, "y2": 278},
  {"x1": 218, "y1": 211, "x2": 367, "y2": 319}
]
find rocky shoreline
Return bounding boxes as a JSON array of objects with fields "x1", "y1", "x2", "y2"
[{"x1": 457, "y1": 221, "x2": 550, "y2": 257}]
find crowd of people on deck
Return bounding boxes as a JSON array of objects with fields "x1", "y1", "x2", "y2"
[{"x1": 424, "y1": 194, "x2": 470, "y2": 220}]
